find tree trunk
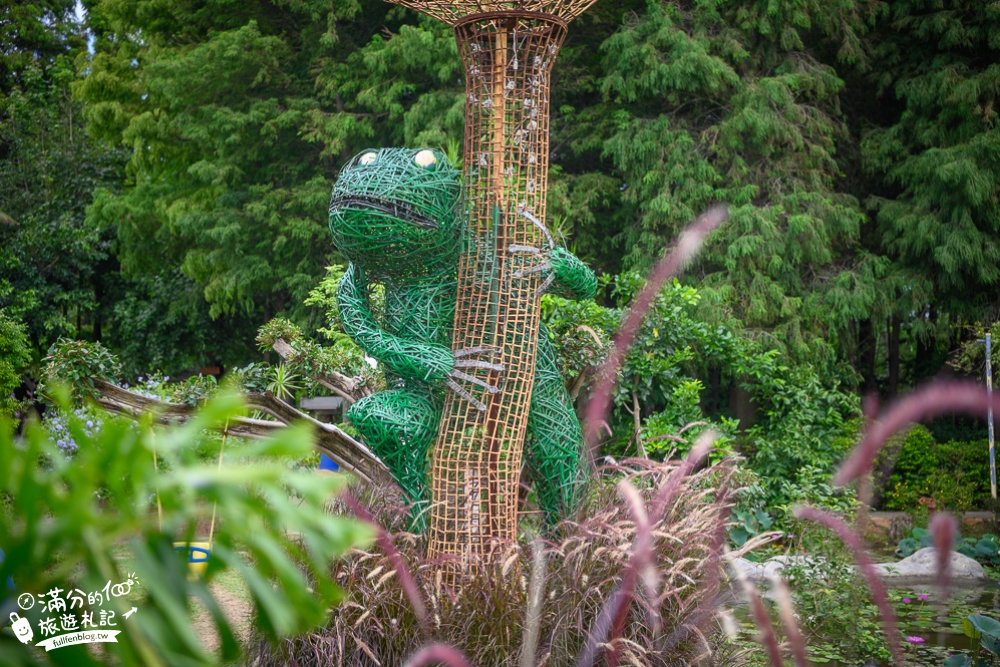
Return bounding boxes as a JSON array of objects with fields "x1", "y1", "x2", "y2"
[
  {"x1": 858, "y1": 318, "x2": 877, "y2": 395},
  {"x1": 732, "y1": 380, "x2": 756, "y2": 432},
  {"x1": 887, "y1": 315, "x2": 900, "y2": 398},
  {"x1": 914, "y1": 305, "x2": 937, "y2": 383}
]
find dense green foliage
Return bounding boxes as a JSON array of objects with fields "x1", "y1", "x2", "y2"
[
  {"x1": 5, "y1": 0, "x2": 979, "y2": 391},
  {"x1": 543, "y1": 277, "x2": 858, "y2": 521},
  {"x1": 0, "y1": 49, "x2": 122, "y2": 355},
  {"x1": 0, "y1": 0, "x2": 994, "y2": 391},
  {"x1": 2, "y1": 0, "x2": 998, "y2": 517},
  {"x1": 0, "y1": 311, "x2": 31, "y2": 415}
]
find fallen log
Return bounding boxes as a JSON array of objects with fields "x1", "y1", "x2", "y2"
[
  {"x1": 91, "y1": 379, "x2": 399, "y2": 494},
  {"x1": 270, "y1": 338, "x2": 373, "y2": 406}
]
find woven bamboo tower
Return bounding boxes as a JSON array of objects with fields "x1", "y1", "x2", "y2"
[{"x1": 385, "y1": 0, "x2": 600, "y2": 575}]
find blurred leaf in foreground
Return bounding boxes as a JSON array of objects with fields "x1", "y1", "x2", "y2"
[{"x1": 0, "y1": 387, "x2": 372, "y2": 666}]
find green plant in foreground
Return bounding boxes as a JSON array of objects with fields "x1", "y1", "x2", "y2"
[{"x1": 0, "y1": 387, "x2": 372, "y2": 666}]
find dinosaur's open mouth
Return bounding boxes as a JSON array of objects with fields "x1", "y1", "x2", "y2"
[{"x1": 329, "y1": 194, "x2": 438, "y2": 229}]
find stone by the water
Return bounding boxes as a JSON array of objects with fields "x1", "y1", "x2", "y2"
[
  {"x1": 728, "y1": 548, "x2": 987, "y2": 586},
  {"x1": 872, "y1": 547, "x2": 987, "y2": 584}
]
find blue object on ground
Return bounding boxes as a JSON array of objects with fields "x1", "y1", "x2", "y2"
[
  {"x1": 319, "y1": 454, "x2": 339, "y2": 472},
  {"x1": 0, "y1": 547, "x2": 13, "y2": 589}
]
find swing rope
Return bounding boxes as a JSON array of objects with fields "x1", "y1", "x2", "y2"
[
  {"x1": 206, "y1": 420, "x2": 228, "y2": 547},
  {"x1": 151, "y1": 419, "x2": 229, "y2": 547}
]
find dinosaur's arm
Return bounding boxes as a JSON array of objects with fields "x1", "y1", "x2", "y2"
[
  {"x1": 337, "y1": 266, "x2": 453, "y2": 382},
  {"x1": 547, "y1": 246, "x2": 597, "y2": 301}
]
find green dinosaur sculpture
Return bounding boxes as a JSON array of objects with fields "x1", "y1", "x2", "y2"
[{"x1": 328, "y1": 147, "x2": 597, "y2": 523}]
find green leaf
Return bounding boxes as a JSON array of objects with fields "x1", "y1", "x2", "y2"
[
  {"x1": 982, "y1": 631, "x2": 1000, "y2": 656},
  {"x1": 964, "y1": 614, "x2": 1000, "y2": 639},
  {"x1": 975, "y1": 538, "x2": 999, "y2": 560},
  {"x1": 896, "y1": 537, "x2": 918, "y2": 557}
]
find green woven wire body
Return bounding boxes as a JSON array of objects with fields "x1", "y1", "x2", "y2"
[{"x1": 328, "y1": 147, "x2": 597, "y2": 523}]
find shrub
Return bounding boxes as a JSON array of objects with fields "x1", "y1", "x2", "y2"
[
  {"x1": 882, "y1": 427, "x2": 992, "y2": 511},
  {"x1": 0, "y1": 311, "x2": 30, "y2": 416},
  {"x1": 743, "y1": 367, "x2": 860, "y2": 523},
  {"x1": 40, "y1": 338, "x2": 121, "y2": 407},
  {"x1": 247, "y1": 458, "x2": 736, "y2": 666}
]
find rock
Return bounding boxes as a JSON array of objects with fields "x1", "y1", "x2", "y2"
[
  {"x1": 760, "y1": 555, "x2": 823, "y2": 580},
  {"x1": 873, "y1": 547, "x2": 987, "y2": 584},
  {"x1": 726, "y1": 555, "x2": 823, "y2": 584},
  {"x1": 727, "y1": 557, "x2": 764, "y2": 582},
  {"x1": 728, "y1": 548, "x2": 987, "y2": 588}
]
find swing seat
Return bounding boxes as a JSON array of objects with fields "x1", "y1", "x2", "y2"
[{"x1": 173, "y1": 541, "x2": 211, "y2": 578}]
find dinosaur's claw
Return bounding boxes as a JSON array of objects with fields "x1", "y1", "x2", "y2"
[
  {"x1": 509, "y1": 211, "x2": 560, "y2": 294},
  {"x1": 446, "y1": 347, "x2": 504, "y2": 410},
  {"x1": 454, "y1": 359, "x2": 504, "y2": 371},
  {"x1": 520, "y1": 211, "x2": 556, "y2": 251},
  {"x1": 513, "y1": 262, "x2": 552, "y2": 279},
  {"x1": 535, "y1": 272, "x2": 555, "y2": 296},
  {"x1": 446, "y1": 378, "x2": 488, "y2": 411},
  {"x1": 454, "y1": 345, "x2": 501, "y2": 359},
  {"x1": 508, "y1": 244, "x2": 542, "y2": 255},
  {"x1": 448, "y1": 369, "x2": 500, "y2": 394}
]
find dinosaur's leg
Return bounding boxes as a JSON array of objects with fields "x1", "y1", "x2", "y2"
[
  {"x1": 526, "y1": 324, "x2": 588, "y2": 522},
  {"x1": 347, "y1": 387, "x2": 439, "y2": 521}
]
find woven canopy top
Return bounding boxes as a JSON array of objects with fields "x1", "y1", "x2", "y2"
[{"x1": 386, "y1": 0, "x2": 600, "y2": 25}]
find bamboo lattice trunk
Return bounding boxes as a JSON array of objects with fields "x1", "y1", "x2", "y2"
[{"x1": 385, "y1": 1, "x2": 598, "y2": 577}]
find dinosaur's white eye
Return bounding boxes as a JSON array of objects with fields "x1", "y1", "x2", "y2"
[
  {"x1": 414, "y1": 149, "x2": 437, "y2": 168},
  {"x1": 359, "y1": 151, "x2": 378, "y2": 165}
]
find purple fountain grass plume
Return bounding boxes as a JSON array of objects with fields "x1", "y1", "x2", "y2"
[
  {"x1": 650, "y1": 431, "x2": 713, "y2": 520},
  {"x1": 744, "y1": 579, "x2": 785, "y2": 667},
  {"x1": 796, "y1": 506, "x2": 904, "y2": 665},
  {"x1": 519, "y1": 539, "x2": 547, "y2": 667},
  {"x1": 403, "y1": 643, "x2": 474, "y2": 667},
  {"x1": 929, "y1": 512, "x2": 957, "y2": 601},
  {"x1": 770, "y1": 575, "x2": 808, "y2": 667},
  {"x1": 836, "y1": 381, "x2": 1000, "y2": 486},
  {"x1": 574, "y1": 481, "x2": 655, "y2": 667},
  {"x1": 583, "y1": 206, "x2": 727, "y2": 447},
  {"x1": 862, "y1": 392, "x2": 879, "y2": 422},
  {"x1": 341, "y1": 491, "x2": 431, "y2": 636},
  {"x1": 576, "y1": 434, "x2": 720, "y2": 667},
  {"x1": 660, "y1": 485, "x2": 731, "y2": 655},
  {"x1": 572, "y1": 207, "x2": 727, "y2": 665}
]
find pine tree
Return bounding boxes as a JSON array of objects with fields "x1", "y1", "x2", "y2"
[
  {"x1": 0, "y1": 3, "x2": 124, "y2": 355},
  {"x1": 556, "y1": 0, "x2": 885, "y2": 371}
]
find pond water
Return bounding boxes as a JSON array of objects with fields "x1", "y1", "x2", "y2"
[
  {"x1": 732, "y1": 583, "x2": 1000, "y2": 666},
  {"x1": 888, "y1": 585, "x2": 999, "y2": 666}
]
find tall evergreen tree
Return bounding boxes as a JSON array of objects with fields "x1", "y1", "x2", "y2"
[
  {"x1": 860, "y1": 0, "x2": 1000, "y2": 385},
  {"x1": 589, "y1": 0, "x2": 886, "y2": 370},
  {"x1": 0, "y1": 3, "x2": 124, "y2": 356}
]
